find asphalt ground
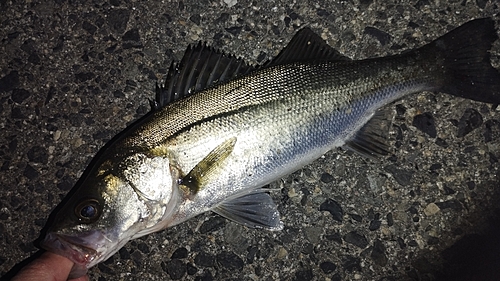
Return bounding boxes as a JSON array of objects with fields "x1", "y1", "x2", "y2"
[{"x1": 1, "y1": 0, "x2": 500, "y2": 280}]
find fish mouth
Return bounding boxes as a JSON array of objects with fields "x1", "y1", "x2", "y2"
[{"x1": 41, "y1": 231, "x2": 106, "y2": 278}]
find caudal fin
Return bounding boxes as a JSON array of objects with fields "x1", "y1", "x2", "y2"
[{"x1": 430, "y1": 18, "x2": 500, "y2": 104}]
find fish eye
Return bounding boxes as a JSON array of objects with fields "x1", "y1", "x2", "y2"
[{"x1": 75, "y1": 199, "x2": 101, "y2": 223}]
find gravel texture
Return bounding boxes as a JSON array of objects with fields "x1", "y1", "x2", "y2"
[{"x1": 1, "y1": 0, "x2": 500, "y2": 280}]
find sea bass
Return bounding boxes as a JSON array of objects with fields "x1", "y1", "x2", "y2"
[{"x1": 41, "y1": 18, "x2": 500, "y2": 277}]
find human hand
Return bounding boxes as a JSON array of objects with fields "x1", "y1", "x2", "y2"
[{"x1": 11, "y1": 251, "x2": 89, "y2": 281}]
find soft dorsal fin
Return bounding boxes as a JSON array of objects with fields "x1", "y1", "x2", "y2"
[
  {"x1": 153, "y1": 43, "x2": 256, "y2": 110},
  {"x1": 268, "y1": 27, "x2": 351, "y2": 67}
]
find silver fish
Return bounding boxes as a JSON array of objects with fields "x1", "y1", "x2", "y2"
[{"x1": 41, "y1": 18, "x2": 500, "y2": 278}]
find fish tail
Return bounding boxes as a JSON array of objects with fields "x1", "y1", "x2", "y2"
[{"x1": 429, "y1": 18, "x2": 500, "y2": 104}]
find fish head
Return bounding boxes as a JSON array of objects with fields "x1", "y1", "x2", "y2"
[{"x1": 40, "y1": 151, "x2": 181, "y2": 278}]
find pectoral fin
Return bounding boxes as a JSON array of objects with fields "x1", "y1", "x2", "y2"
[
  {"x1": 181, "y1": 137, "x2": 237, "y2": 196},
  {"x1": 213, "y1": 190, "x2": 284, "y2": 231}
]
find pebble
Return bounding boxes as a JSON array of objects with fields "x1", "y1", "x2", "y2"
[
  {"x1": 187, "y1": 263, "x2": 198, "y2": 275},
  {"x1": 0, "y1": 71, "x2": 19, "y2": 92},
  {"x1": 384, "y1": 165, "x2": 414, "y2": 186},
  {"x1": 11, "y1": 89, "x2": 30, "y2": 104},
  {"x1": 369, "y1": 219, "x2": 382, "y2": 231},
  {"x1": 483, "y1": 119, "x2": 500, "y2": 142},
  {"x1": 343, "y1": 256, "x2": 362, "y2": 272},
  {"x1": 319, "y1": 198, "x2": 343, "y2": 222},
  {"x1": 457, "y1": 108, "x2": 483, "y2": 137},
  {"x1": 320, "y1": 172, "x2": 335, "y2": 183},
  {"x1": 119, "y1": 248, "x2": 130, "y2": 260},
  {"x1": 276, "y1": 246, "x2": 288, "y2": 259},
  {"x1": 27, "y1": 146, "x2": 48, "y2": 164},
  {"x1": 370, "y1": 240, "x2": 388, "y2": 266},
  {"x1": 386, "y1": 212, "x2": 394, "y2": 226},
  {"x1": 98, "y1": 263, "x2": 115, "y2": 275},
  {"x1": 23, "y1": 164, "x2": 38, "y2": 180},
  {"x1": 216, "y1": 251, "x2": 244, "y2": 271},
  {"x1": 344, "y1": 231, "x2": 368, "y2": 248},
  {"x1": 122, "y1": 29, "x2": 142, "y2": 49},
  {"x1": 199, "y1": 216, "x2": 226, "y2": 234},
  {"x1": 223, "y1": 0, "x2": 237, "y2": 8},
  {"x1": 246, "y1": 246, "x2": 258, "y2": 263},
  {"x1": 424, "y1": 203, "x2": 440, "y2": 216},
  {"x1": 171, "y1": 247, "x2": 188, "y2": 259},
  {"x1": 325, "y1": 232, "x2": 343, "y2": 244},
  {"x1": 137, "y1": 242, "x2": 150, "y2": 254},
  {"x1": 107, "y1": 8, "x2": 130, "y2": 34},
  {"x1": 349, "y1": 213, "x2": 363, "y2": 222},
  {"x1": 248, "y1": 273, "x2": 259, "y2": 281},
  {"x1": 332, "y1": 273, "x2": 342, "y2": 281},
  {"x1": 380, "y1": 226, "x2": 392, "y2": 236},
  {"x1": 72, "y1": 138, "x2": 83, "y2": 148},
  {"x1": 288, "y1": 187, "x2": 298, "y2": 198},
  {"x1": 364, "y1": 26, "x2": 392, "y2": 46},
  {"x1": 397, "y1": 237, "x2": 406, "y2": 248},
  {"x1": 294, "y1": 269, "x2": 313, "y2": 281},
  {"x1": 162, "y1": 259, "x2": 186, "y2": 280},
  {"x1": 442, "y1": 184, "x2": 456, "y2": 195},
  {"x1": 194, "y1": 251, "x2": 215, "y2": 267},
  {"x1": 319, "y1": 261, "x2": 337, "y2": 274},
  {"x1": 427, "y1": 236, "x2": 440, "y2": 245},
  {"x1": 304, "y1": 227, "x2": 322, "y2": 244},
  {"x1": 412, "y1": 112, "x2": 437, "y2": 138},
  {"x1": 435, "y1": 200, "x2": 463, "y2": 211}
]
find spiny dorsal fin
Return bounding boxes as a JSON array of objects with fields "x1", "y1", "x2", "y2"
[
  {"x1": 153, "y1": 43, "x2": 256, "y2": 110},
  {"x1": 344, "y1": 107, "x2": 394, "y2": 159},
  {"x1": 268, "y1": 27, "x2": 351, "y2": 67}
]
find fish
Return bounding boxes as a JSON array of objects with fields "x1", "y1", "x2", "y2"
[{"x1": 40, "y1": 18, "x2": 500, "y2": 278}]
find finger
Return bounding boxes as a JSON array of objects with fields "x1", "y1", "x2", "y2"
[
  {"x1": 70, "y1": 274, "x2": 90, "y2": 281},
  {"x1": 12, "y1": 251, "x2": 75, "y2": 281}
]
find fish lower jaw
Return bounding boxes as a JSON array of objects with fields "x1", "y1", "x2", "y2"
[{"x1": 41, "y1": 232, "x2": 103, "y2": 270}]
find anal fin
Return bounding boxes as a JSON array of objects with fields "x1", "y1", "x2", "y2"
[
  {"x1": 213, "y1": 190, "x2": 284, "y2": 231},
  {"x1": 344, "y1": 107, "x2": 394, "y2": 158}
]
